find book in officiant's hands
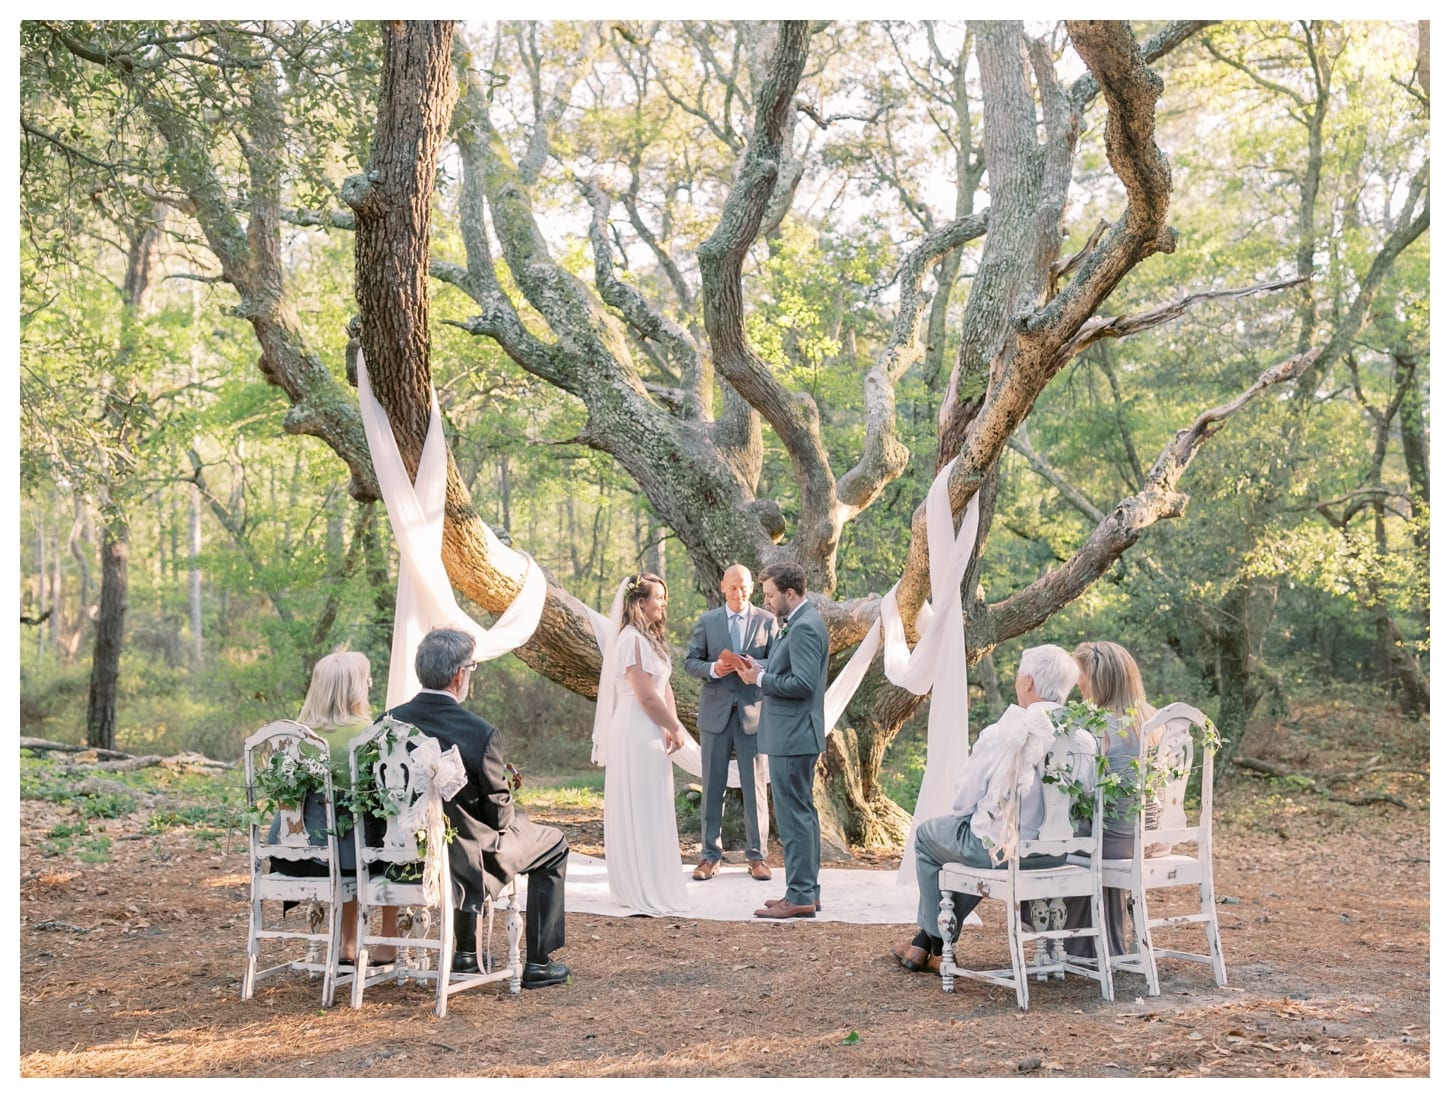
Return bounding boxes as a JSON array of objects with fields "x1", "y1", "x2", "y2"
[{"x1": 716, "y1": 649, "x2": 750, "y2": 674}]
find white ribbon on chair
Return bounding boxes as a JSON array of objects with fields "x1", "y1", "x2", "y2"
[
  {"x1": 356, "y1": 352, "x2": 546, "y2": 708},
  {"x1": 395, "y1": 738, "x2": 469, "y2": 907},
  {"x1": 975, "y1": 705, "x2": 1056, "y2": 866}
]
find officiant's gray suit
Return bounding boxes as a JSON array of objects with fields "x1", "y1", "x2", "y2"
[
  {"x1": 757, "y1": 600, "x2": 830, "y2": 907},
  {"x1": 684, "y1": 603, "x2": 777, "y2": 864}
]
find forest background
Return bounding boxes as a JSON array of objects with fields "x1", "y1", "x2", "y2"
[{"x1": 15, "y1": 19, "x2": 1428, "y2": 850}]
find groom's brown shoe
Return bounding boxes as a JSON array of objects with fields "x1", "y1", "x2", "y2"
[
  {"x1": 748, "y1": 860, "x2": 773, "y2": 881},
  {"x1": 892, "y1": 941, "x2": 940, "y2": 974},
  {"x1": 692, "y1": 860, "x2": 718, "y2": 881},
  {"x1": 755, "y1": 900, "x2": 816, "y2": 919},
  {"x1": 764, "y1": 895, "x2": 821, "y2": 912}
]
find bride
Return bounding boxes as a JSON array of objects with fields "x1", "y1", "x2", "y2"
[{"x1": 592, "y1": 573, "x2": 689, "y2": 915}]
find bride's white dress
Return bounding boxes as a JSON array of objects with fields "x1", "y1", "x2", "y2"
[{"x1": 603, "y1": 626, "x2": 688, "y2": 915}]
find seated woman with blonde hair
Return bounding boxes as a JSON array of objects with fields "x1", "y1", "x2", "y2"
[
  {"x1": 1063, "y1": 640, "x2": 1161, "y2": 960},
  {"x1": 299, "y1": 651, "x2": 373, "y2": 766},
  {"x1": 270, "y1": 650, "x2": 397, "y2": 964}
]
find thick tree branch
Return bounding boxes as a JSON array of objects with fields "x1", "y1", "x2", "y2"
[
  {"x1": 975, "y1": 348, "x2": 1319, "y2": 652},
  {"x1": 1069, "y1": 21, "x2": 1215, "y2": 109},
  {"x1": 698, "y1": 22, "x2": 842, "y2": 580},
  {"x1": 580, "y1": 180, "x2": 701, "y2": 392},
  {"x1": 836, "y1": 211, "x2": 989, "y2": 517}
]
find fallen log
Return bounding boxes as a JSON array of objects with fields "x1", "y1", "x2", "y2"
[
  {"x1": 20, "y1": 738, "x2": 129, "y2": 760},
  {"x1": 19, "y1": 739, "x2": 235, "y2": 771},
  {"x1": 1234, "y1": 756, "x2": 1410, "y2": 809}
]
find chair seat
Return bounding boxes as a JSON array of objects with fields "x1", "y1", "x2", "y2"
[
  {"x1": 256, "y1": 873, "x2": 358, "y2": 902},
  {"x1": 1069, "y1": 852, "x2": 1203, "y2": 888},
  {"x1": 940, "y1": 861, "x2": 1098, "y2": 902}
]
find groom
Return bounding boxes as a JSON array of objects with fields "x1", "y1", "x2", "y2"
[{"x1": 738, "y1": 561, "x2": 829, "y2": 919}]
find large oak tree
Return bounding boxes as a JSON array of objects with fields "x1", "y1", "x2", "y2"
[{"x1": 21, "y1": 19, "x2": 1426, "y2": 847}]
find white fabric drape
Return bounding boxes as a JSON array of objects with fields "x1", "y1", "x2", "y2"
[
  {"x1": 816, "y1": 459, "x2": 981, "y2": 886},
  {"x1": 356, "y1": 352, "x2": 546, "y2": 708}
]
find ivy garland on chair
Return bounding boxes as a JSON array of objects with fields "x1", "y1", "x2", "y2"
[
  {"x1": 249, "y1": 740, "x2": 331, "y2": 822},
  {"x1": 335, "y1": 717, "x2": 457, "y2": 881}
]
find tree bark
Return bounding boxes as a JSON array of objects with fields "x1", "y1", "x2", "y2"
[{"x1": 86, "y1": 509, "x2": 127, "y2": 750}]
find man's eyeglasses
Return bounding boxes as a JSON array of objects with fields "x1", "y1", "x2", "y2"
[{"x1": 461, "y1": 660, "x2": 479, "y2": 673}]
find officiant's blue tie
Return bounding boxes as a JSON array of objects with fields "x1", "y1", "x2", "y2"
[{"x1": 731, "y1": 612, "x2": 745, "y2": 653}]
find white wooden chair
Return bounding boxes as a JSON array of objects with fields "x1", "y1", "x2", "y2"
[
  {"x1": 348, "y1": 717, "x2": 523, "y2": 1016},
  {"x1": 936, "y1": 728, "x2": 1113, "y2": 1010},
  {"x1": 1096, "y1": 702, "x2": 1227, "y2": 995},
  {"x1": 242, "y1": 719, "x2": 355, "y2": 1006}
]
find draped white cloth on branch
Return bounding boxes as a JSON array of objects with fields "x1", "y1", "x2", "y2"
[
  {"x1": 356, "y1": 352, "x2": 547, "y2": 709},
  {"x1": 582, "y1": 588, "x2": 737, "y2": 788},
  {"x1": 817, "y1": 458, "x2": 981, "y2": 886},
  {"x1": 394, "y1": 737, "x2": 468, "y2": 906}
]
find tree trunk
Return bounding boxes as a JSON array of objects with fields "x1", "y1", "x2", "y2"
[
  {"x1": 188, "y1": 481, "x2": 203, "y2": 667},
  {"x1": 86, "y1": 508, "x2": 127, "y2": 750}
]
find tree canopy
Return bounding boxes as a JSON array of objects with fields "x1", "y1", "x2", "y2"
[{"x1": 19, "y1": 19, "x2": 1428, "y2": 845}]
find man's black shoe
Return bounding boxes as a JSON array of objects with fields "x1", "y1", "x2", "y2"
[
  {"x1": 452, "y1": 950, "x2": 480, "y2": 974},
  {"x1": 521, "y1": 958, "x2": 570, "y2": 989}
]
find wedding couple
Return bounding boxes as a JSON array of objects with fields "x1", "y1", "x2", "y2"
[{"x1": 593, "y1": 562, "x2": 829, "y2": 920}]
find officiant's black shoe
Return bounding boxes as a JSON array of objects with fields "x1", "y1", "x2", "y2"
[{"x1": 522, "y1": 958, "x2": 570, "y2": 988}]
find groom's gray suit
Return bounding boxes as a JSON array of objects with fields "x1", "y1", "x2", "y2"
[
  {"x1": 757, "y1": 600, "x2": 830, "y2": 907},
  {"x1": 684, "y1": 603, "x2": 777, "y2": 865}
]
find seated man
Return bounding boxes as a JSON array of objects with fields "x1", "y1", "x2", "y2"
[
  {"x1": 893, "y1": 643, "x2": 1096, "y2": 973},
  {"x1": 386, "y1": 627, "x2": 570, "y2": 989}
]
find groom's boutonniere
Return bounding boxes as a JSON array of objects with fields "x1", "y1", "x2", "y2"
[{"x1": 777, "y1": 622, "x2": 790, "y2": 640}]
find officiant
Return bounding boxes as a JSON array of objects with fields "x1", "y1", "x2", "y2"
[{"x1": 683, "y1": 564, "x2": 778, "y2": 882}]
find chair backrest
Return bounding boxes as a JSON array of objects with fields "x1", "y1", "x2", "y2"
[
  {"x1": 348, "y1": 716, "x2": 435, "y2": 866},
  {"x1": 244, "y1": 718, "x2": 338, "y2": 862},
  {"x1": 1019, "y1": 727, "x2": 1102, "y2": 862},
  {"x1": 1139, "y1": 702, "x2": 1213, "y2": 849}
]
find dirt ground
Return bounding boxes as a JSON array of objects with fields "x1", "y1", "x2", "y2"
[{"x1": 17, "y1": 700, "x2": 1431, "y2": 1078}]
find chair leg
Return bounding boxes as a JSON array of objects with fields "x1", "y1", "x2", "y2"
[
  {"x1": 505, "y1": 898, "x2": 524, "y2": 995},
  {"x1": 323, "y1": 896, "x2": 347, "y2": 1007},
  {"x1": 1028, "y1": 900, "x2": 1052, "y2": 980},
  {"x1": 937, "y1": 894, "x2": 958, "y2": 993},
  {"x1": 1006, "y1": 905, "x2": 1030, "y2": 1011},
  {"x1": 1200, "y1": 872, "x2": 1228, "y2": 986},
  {"x1": 1128, "y1": 888, "x2": 1160, "y2": 997},
  {"x1": 351, "y1": 898, "x2": 370, "y2": 1009},
  {"x1": 1089, "y1": 887, "x2": 1113, "y2": 1003},
  {"x1": 435, "y1": 903, "x2": 453, "y2": 1019},
  {"x1": 1047, "y1": 898, "x2": 1068, "y2": 978},
  {"x1": 242, "y1": 894, "x2": 262, "y2": 1001}
]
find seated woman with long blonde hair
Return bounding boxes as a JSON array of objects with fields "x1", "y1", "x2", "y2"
[
  {"x1": 1064, "y1": 641, "x2": 1159, "y2": 960},
  {"x1": 270, "y1": 650, "x2": 397, "y2": 963}
]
